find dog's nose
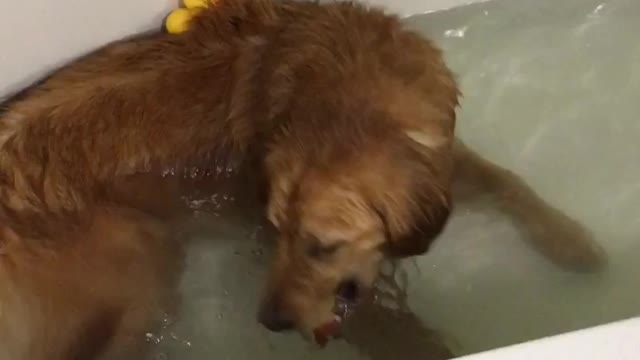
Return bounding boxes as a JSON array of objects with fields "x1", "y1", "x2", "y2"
[{"x1": 258, "y1": 299, "x2": 294, "y2": 332}]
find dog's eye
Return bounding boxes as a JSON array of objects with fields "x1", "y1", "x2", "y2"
[{"x1": 306, "y1": 242, "x2": 342, "y2": 260}]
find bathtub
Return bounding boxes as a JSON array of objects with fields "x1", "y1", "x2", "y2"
[{"x1": 1, "y1": 0, "x2": 638, "y2": 359}]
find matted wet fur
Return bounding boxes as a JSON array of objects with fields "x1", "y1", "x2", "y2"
[{"x1": 0, "y1": 0, "x2": 605, "y2": 358}]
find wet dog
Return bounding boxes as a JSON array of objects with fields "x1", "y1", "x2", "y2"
[{"x1": 0, "y1": 0, "x2": 605, "y2": 358}]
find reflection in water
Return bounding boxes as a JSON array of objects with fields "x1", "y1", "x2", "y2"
[{"x1": 342, "y1": 262, "x2": 454, "y2": 360}]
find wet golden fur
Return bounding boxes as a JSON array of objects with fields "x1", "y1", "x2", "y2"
[{"x1": 0, "y1": 0, "x2": 605, "y2": 358}]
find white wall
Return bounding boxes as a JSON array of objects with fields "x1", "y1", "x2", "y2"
[
  {"x1": 0, "y1": 0, "x2": 485, "y2": 98},
  {"x1": 0, "y1": 0, "x2": 175, "y2": 97}
]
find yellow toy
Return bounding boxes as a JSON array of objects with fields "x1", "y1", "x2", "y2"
[{"x1": 165, "y1": 0, "x2": 219, "y2": 34}]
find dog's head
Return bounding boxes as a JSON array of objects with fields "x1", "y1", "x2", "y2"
[
  {"x1": 258, "y1": 110, "x2": 455, "y2": 336},
  {"x1": 254, "y1": 2, "x2": 459, "y2": 338}
]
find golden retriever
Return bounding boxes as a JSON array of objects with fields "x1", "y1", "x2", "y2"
[{"x1": 0, "y1": 0, "x2": 605, "y2": 358}]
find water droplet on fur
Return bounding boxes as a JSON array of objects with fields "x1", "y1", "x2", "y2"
[{"x1": 145, "y1": 333, "x2": 163, "y2": 344}]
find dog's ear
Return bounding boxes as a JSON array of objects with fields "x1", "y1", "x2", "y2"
[
  {"x1": 379, "y1": 200, "x2": 451, "y2": 258},
  {"x1": 379, "y1": 197, "x2": 450, "y2": 258},
  {"x1": 377, "y1": 129, "x2": 453, "y2": 258}
]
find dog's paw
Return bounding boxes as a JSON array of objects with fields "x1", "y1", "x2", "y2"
[{"x1": 522, "y1": 207, "x2": 607, "y2": 272}]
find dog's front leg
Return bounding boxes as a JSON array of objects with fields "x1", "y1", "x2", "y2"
[{"x1": 452, "y1": 139, "x2": 606, "y2": 271}]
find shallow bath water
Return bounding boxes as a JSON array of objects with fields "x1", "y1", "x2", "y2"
[{"x1": 149, "y1": 0, "x2": 640, "y2": 358}]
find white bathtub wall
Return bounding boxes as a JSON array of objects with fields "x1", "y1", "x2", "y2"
[
  {"x1": 458, "y1": 318, "x2": 640, "y2": 360},
  {"x1": 0, "y1": 0, "x2": 491, "y2": 99},
  {"x1": 0, "y1": 0, "x2": 176, "y2": 97},
  {"x1": 352, "y1": 0, "x2": 488, "y2": 17}
]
